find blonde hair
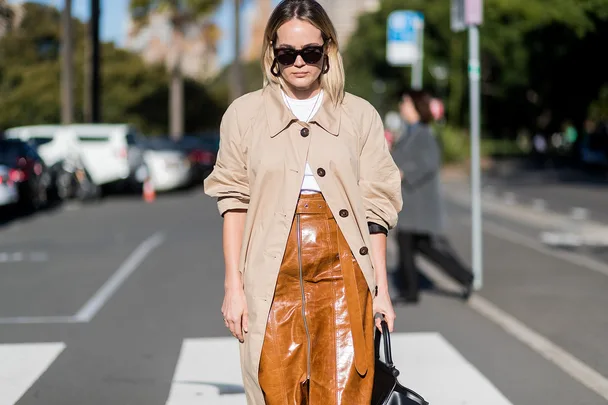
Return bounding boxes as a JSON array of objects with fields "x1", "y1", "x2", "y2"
[{"x1": 261, "y1": 0, "x2": 345, "y2": 106}]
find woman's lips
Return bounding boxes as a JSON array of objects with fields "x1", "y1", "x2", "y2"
[{"x1": 293, "y1": 72, "x2": 309, "y2": 78}]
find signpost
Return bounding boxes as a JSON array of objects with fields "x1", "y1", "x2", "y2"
[
  {"x1": 452, "y1": 0, "x2": 484, "y2": 290},
  {"x1": 386, "y1": 10, "x2": 424, "y2": 89}
]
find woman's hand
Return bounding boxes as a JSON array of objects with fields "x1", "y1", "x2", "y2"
[
  {"x1": 222, "y1": 285, "x2": 248, "y2": 343},
  {"x1": 373, "y1": 289, "x2": 396, "y2": 332}
]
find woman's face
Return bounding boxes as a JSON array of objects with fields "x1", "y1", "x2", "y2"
[
  {"x1": 274, "y1": 19, "x2": 325, "y2": 95},
  {"x1": 399, "y1": 96, "x2": 420, "y2": 124}
]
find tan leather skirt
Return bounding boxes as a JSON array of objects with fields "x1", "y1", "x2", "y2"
[{"x1": 259, "y1": 192, "x2": 375, "y2": 405}]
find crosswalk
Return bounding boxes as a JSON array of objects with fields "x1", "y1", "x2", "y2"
[
  {"x1": 0, "y1": 342, "x2": 65, "y2": 405},
  {"x1": 0, "y1": 333, "x2": 513, "y2": 405}
]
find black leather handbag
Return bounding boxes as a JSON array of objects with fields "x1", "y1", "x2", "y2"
[{"x1": 371, "y1": 320, "x2": 429, "y2": 405}]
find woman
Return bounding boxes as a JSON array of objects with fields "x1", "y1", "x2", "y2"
[
  {"x1": 203, "y1": 1, "x2": 402, "y2": 404},
  {"x1": 391, "y1": 89, "x2": 473, "y2": 303}
]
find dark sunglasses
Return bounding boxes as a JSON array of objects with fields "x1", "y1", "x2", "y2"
[{"x1": 273, "y1": 45, "x2": 325, "y2": 66}]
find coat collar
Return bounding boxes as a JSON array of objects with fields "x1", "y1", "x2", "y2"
[{"x1": 263, "y1": 84, "x2": 341, "y2": 138}]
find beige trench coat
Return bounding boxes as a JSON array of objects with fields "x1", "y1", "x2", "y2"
[{"x1": 204, "y1": 83, "x2": 402, "y2": 405}]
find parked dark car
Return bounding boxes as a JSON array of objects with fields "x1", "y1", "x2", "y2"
[
  {"x1": 0, "y1": 139, "x2": 51, "y2": 211},
  {"x1": 174, "y1": 134, "x2": 218, "y2": 185}
]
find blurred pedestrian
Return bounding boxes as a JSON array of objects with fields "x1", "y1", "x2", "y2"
[
  {"x1": 203, "y1": 1, "x2": 402, "y2": 404},
  {"x1": 391, "y1": 88, "x2": 473, "y2": 303}
]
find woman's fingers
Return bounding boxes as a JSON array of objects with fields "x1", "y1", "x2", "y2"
[
  {"x1": 242, "y1": 311, "x2": 249, "y2": 334},
  {"x1": 385, "y1": 313, "x2": 395, "y2": 333}
]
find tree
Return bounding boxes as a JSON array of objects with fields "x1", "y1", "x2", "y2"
[
  {"x1": 0, "y1": 2, "x2": 224, "y2": 135},
  {"x1": 342, "y1": 0, "x2": 608, "y2": 136},
  {"x1": 130, "y1": 0, "x2": 221, "y2": 140}
]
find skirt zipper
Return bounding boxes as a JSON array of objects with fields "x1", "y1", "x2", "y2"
[{"x1": 297, "y1": 214, "x2": 312, "y2": 380}]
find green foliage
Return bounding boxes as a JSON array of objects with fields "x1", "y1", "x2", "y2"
[
  {"x1": 435, "y1": 124, "x2": 523, "y2": 164},
  {"x1": 0, "y1": 2, "x2": 223, "y2": 134},
  {"x1": 343, "y1": 0, "x2": 608, "y2": 136}
]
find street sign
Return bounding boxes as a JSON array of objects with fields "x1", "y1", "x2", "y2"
[
  {"x1": 451, "y1": 0, "x2": 483, "y2": 31},
  {"x1": 386, "y1": 10, "x2": 424, "y2": 67},
  {"x1": 465, "y1": 0, "x2": 483, "y2": 25},
  {"x1": 451, "y1": 0, "x2": 466, "y2": 32}
]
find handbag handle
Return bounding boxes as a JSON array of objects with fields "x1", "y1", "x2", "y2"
[{"x1": 374, "y1": 316, "x2": 400, "y2": 377}]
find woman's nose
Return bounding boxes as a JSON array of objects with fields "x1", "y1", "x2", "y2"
[{"x1": 294, "y1": 55, "x2": 306, "y2": 67}]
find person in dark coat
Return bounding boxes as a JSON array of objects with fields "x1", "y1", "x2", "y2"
[{"x1": 391, "y1": 89, "x2": 473, "y2": 303}]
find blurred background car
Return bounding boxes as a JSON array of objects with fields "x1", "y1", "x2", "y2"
[
  {"x1": 143, "y1": 138, "x2": 192, "y2": 192},
  {"x1": 172, "y1": 133, "x2": 219, "y2": 186},
  {"x1": 0, "y1": 164, "x2": 19, "y2": 208},
  {"x1": 0, "y1": 139, "x2": 51, "y2": 212},
  {"x1": 3, "y1": 125, "x2": 80, "y2": 201}
]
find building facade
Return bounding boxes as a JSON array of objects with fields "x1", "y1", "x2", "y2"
[
  {"x1": 125, "y1": 12, "x2": 221, "y2": 82},
  {"x1": 243, "y1": 0, "x2": 379, "y2": 62},
  {"x1": 316, "y1": 0, "x2": 380, "y2": 47}
]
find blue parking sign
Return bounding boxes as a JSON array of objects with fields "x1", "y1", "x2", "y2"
[{"x1": 386, "y1": 10, "x2": 424, "y2": 66}]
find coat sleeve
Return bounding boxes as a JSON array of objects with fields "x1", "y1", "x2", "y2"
[
  {"x1": 359, "y1": 109, "x2": 403, "y2": 230},
  {"x1": 396, "y1": 127, "x2": 441, "y2": 190},
  {"x1": 203, "y1": 103, "x2": 250, "y2": 216}
]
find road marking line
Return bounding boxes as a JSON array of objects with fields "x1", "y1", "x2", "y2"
[
  {"x1": 0, "y1": 233, "x2": 163, "y2": 324},
  {"x1": 420, "y1": 228, "x2": 608, "y2": 401},
  {"x1": 0, "y1": 251, "x2": 49, "y2": 264},
  {"x1": 165, "y1": 337, "x2": 245, "y2": 404},
  {"x1": 165, "y1": 335, "x2": 513, "y2": 405},
  {"x1": 74, "y1": 232, "x2": 165, "y2": 322},
  {"x1": 0, "y1": 316, "x2": 77, "y2": 325},
  {"x1": 469, "y1": 295, "x2": 608, "y2": 401},
  {"x1": 0, "y1": 342, "x2": 65, "y2": 405},
  {"x1": 457, "y1": 216, "x2": 608, "y2": 278}
]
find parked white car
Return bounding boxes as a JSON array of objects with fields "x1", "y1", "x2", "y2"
[
  {"x1": 0, "y1": 165, "x2": 19, "y2": 207},
  {"x1": 143, "y1": 139, "x2": 192, "y2": 192}
]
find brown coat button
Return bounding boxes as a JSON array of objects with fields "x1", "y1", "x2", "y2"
[
  {"x1": 339, "y1": 209, "x2": 349, "y2": 218},
  {"x1": 317, "y1": 168, "x2": 326, "y2": 177},
  {"x1": 300, "y1": 127, "x2": 309, "y2": 137},
  {"x1": 359, "y1": 246, "x2": 369, "y2": 255}
]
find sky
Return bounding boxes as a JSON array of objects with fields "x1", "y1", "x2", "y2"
[{"x1": 9, "y1": 0, "x2": 282, "y2": 68}]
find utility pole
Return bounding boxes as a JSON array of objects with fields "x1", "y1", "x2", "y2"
[
  {"x1": 90, "y1": 0, "x2": 101, "y2": 123},
  {"x1": 452, "y1": 0, "x2": 484, "y2": 290},
  {"x1": 83, "y1": 19, "x2": 92, "y2": 122},
  {"x1": 61, "y1": 0, "x2": 74, "y2": 124},
  {"x1": 231, "y1": 0, "x2": 244, "y2": 101},
  {"x1": 468, "y1": 23, "x2": 482, "y2": 290}
]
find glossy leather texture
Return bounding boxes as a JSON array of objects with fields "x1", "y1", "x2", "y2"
[{"x1": 259, "y1": 192, "x2": 375, "y2": 405}]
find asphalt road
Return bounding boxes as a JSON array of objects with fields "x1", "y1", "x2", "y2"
[
  {"x1": 482, "y1": 163, "x2": 608, "y2": 224},
  {"x1": 1, "y1": 186, "x2": 608, "y2": 405}
]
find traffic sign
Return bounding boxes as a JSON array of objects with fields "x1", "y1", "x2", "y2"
[
  {"x1": 452, "y1": 0, "x2": 483, "y2": 31},
  {"x1": 386, "y1": 10, "x2": 424, "y2": 67}
]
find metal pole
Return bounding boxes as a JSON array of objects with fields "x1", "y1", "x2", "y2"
[
  {"x1": 91, "y1": 0, "x2": 101, "y2": 122},
  {"x1": 468, "y1": 25, "x2": 482, "y2": 290},
  {"x1": 231, "y1": 0, "x2": 244, "y2": 101},
  {"x1": 410, "y1": 17, "x2": 424, "y2": 90},
  {"x1": 61, "y1": 0, "x2": 74, "y2": 124}
]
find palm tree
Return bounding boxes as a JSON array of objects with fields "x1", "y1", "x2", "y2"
[{"x1": 130, "y1": 0, "x2": 221, "y2": 140}]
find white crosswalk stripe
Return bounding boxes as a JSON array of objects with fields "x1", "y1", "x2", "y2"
[
  {"x1": 0, "y1": 342, "x2": 65, "y2": 405},
  {"x1": 165, "y1": 333, "x2": 514, "y2": 405},
  {"x1": 0, "y1": 334, "x2": 514, "y2": 405}
]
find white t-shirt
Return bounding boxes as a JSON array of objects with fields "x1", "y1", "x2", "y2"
[{"x1": 282, "y1": 90, "x2": 324, "y2": 192}]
